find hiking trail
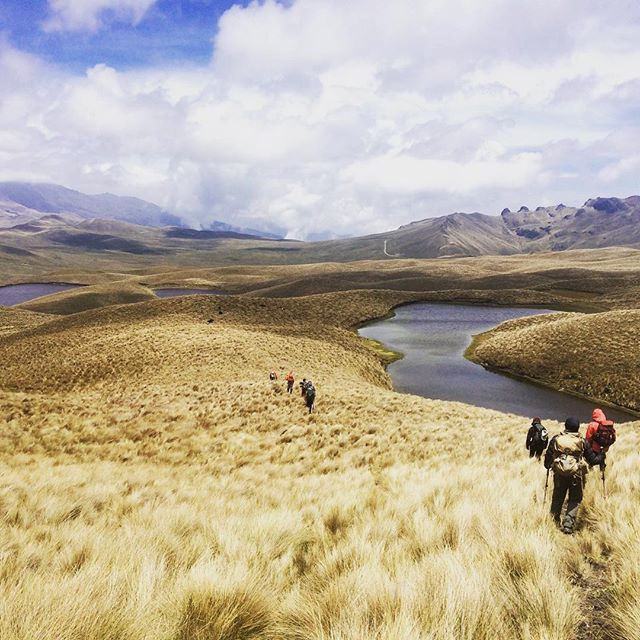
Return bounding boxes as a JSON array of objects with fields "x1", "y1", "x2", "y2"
[{"x1": 575, "y1": 556, "x2": 613, "y2": 640}]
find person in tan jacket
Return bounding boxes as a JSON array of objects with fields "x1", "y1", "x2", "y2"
[{"x1": 544, "y1": 417, "x2": 604, "y2": 534}]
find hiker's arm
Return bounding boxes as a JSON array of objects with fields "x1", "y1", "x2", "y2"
[
  {"x1": 525, "y1": 427, "x2": 533, "y2": 449},
  {"x1": 543, "y1": 436, "x2": 557, "y2": 469},
  {"x1": 543, "y1": 439, "x2": 555, "y2": 469},
  {"x1": 584, "y1": 439, "x2": 604, "y2": 468}
]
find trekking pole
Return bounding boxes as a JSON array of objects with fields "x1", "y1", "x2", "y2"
[
  {"x1": 601, "y1": 466, "x2": 607, "y2": 500},
  {"x1": 543, "y1": 468, "x2": 550, "y2": 505}
]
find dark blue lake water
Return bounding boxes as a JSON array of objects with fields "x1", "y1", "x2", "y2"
[
  {"x1": 359, "y1": 303, "x2": 634, "y2": 423},
  {"x1": 0, "y1": 283, "x2": 82, "y2": 306}
]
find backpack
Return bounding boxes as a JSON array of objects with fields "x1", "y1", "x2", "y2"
[
  {"x1": 593, "y1": 422, "x2": 616, "y2": 449},
  {"x1": 551, "y1": 433, "x2": 584, "y2": 478},
  {"x1": 306, "y1": 384, "x2": 316, "y2": 401},
  {"x1": 531, "y1": 423, "x2": 549, "y2": 447}
]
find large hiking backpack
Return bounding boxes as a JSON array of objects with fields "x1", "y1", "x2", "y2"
[
  {"x1": 594, "y1": 422, "x2": 616, "y2": 449},
  {"x1": 532, "y1": 423, "x2": 549, "y2": 447},
  {"x1": 552, "y1": 433, "x2": 584, "y2": 478},
  {"x1": 305, "y1": 384, "x2": 316, "y2": 402}
]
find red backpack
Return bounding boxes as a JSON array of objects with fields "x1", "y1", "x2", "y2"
[{"x1": 594, "y1": 422, "x2": 616, "y2": 449}]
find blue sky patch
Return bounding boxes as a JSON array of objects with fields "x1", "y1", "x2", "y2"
[{"x1": 0, "y1": 0, "x2": 248, "y2": 71}]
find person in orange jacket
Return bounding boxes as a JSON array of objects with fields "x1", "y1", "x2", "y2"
[
  {"x1": 585, "y1": 408, "x2": 616, "y2": 471},
  {"x1": 284, "y1": 371, "x2": 295, "y2": 394}
]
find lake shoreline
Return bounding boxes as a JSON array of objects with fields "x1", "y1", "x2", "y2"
[
  {"x1": 358, "y1": 300, "x2": 638, "y2": 422},
  {"x1": 465, "y1": 323, "x2": 640, "y2": 420}
]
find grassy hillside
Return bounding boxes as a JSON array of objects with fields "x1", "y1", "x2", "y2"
[
  {"x1": 1, "y1": 292, "x2": 639, "y2": 639},
  {"x1": 17, "y1": 281, "x2": 157, "y2": 315},
  {"x1": 7, "y1": 247, "x2": 640, "y2": 317},
  {"x1": 468, "y1": 310, "x2": 640, "y2": 414}
]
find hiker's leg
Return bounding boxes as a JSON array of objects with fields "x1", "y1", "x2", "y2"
[
  {"x1": 562, "y1": 477, "x2": 584, "y2": 534},
  {"x1": 550, "y1": 475, "x2": 568, "y2": 523}
]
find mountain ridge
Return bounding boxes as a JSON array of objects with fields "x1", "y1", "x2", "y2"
[
  {"x1": 0, "y1": 182, "x2": 280, "y2": 239},
  {"x1": 2, "y1": 181, "x2": 640, "y2": 265},
  {"x1": 345, "y1": 195, "x2": 640, "y2": 259}
]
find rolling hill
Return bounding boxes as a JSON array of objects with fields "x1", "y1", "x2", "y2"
[{"x1": 1, "y1": 289, "x2": 639, "y2": 639}]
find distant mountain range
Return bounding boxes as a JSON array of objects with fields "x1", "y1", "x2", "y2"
[
  {"x1": 2, "y1": 181, "x2": 640, "y2": 264},
  {"x1": 0, "y1": 182, "x2": 280, "y2": 239},
  {"x1": 315, "y1": 195, "x2": 640, "y2": 260}
]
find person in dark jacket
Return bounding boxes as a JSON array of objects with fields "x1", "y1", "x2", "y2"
[
  {"x1": 544, "y1": 416, "x2": 604, "y2": 534},
  {"x1": 304, "y1": 380, "x2": 316, "y2": 414},
  {"x1": 526, "y1": 417, "x2": 548, "y2": 460}
]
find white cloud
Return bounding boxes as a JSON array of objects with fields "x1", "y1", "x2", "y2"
[
  {"x1": 43, "y1": 0, "x2": 157, "y2": 32},
  {"x1": 2, "y1": 1, "x2": 640, "y2": 237},
  {"x1": 343, "y1": 152, "x2": 542, "y2": 194}
]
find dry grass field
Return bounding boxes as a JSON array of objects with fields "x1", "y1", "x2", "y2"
[
  {"x1": 6, "y1": 246, "x2": 640, "y2": 314},
  {"x1": 1, "y1": 290, "x2": 639, "y2": 640}
]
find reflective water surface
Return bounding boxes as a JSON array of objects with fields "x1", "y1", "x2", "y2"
[
  {"x1": 359, "y1": 303, "x2": 634, "y2": 423},
  {"x1": 0, "y1": 283, "x2": 82, "y2": 306}
]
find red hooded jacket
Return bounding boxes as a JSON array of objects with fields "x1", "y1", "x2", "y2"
[{"x1": 586, "y1": 408, "x2": 614, "y2": 453}]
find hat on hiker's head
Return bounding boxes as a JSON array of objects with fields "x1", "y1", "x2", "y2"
[
  {"x1": 532, "y1": 416, "x2": 541, "y2": 425},
  {"x1": 564, "y1": 417, "x2": 580, "y2": 432}
]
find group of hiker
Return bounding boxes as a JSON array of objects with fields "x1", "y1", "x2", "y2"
[
  {"x1": 269, "y1": 370, "x2": 316, "y2": 413},
  {"x1": 525, "y1": 409, "x2": 616, "y2": 534}
]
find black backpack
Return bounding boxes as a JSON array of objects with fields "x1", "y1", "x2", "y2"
[{"x1": 531, "y1": 423, "x2": 549, "y2": 447}]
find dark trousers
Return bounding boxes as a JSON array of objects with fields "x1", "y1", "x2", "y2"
[
  {"x1": 529, "y1": 446, "x2": 545, "y2": 460},
  {"x1": 287, "y1": 381, "x2": 294, "y2": 393},
  {"x1": 550, "y1": 473, "x2": 583, "y2": 532}
]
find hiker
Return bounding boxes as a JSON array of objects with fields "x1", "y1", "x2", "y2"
[
  {"x1": 269, "y1": 370, "x2": 278, "y2": 382},
  {"x1": 304, "y1": 380, "x2": 316, "y2": 414},
  {"x1": 299, "y1": 378, "x2": 308, "y2": 397},
  {"x1": 544, "y1": 417, "x2": 604, "y2": 534},
  {"x1": 586, "y1": 408, "x2": 616, "y2": 465},
  {"x1": 285, "y1": 371, "x2": 295, "y2": 394},
  {"x1": 526, "y1": 417, "x2": 549, "y2": 460}
]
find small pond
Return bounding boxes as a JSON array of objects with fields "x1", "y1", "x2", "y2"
[{"x1": 0, "y1": 283, "x2": 82, "y2": 306}]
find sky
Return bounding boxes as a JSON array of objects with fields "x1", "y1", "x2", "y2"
[{"x1": 0, "y1": 0, "x2": 639, "y2": 239}]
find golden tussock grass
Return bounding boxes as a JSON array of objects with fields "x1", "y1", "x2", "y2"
[
  {"x1": 11, "y1": 245, "x2": 640, "y2": 315},
  {"x1": 17, "y1": 281, "x2": 157, "y2": 315},
  {"x1": 0, "y1": 291, "x2": 638, "y2": 639}
]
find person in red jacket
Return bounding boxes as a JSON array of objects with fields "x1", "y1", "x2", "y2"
[{"x1": 586, "y1": 408, "x2": 616, "y2": 457}]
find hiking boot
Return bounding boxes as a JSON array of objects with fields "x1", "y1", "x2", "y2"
[
  {"x1": 561, "y1": 526, "x2": 574, "y2": 535},
  {"x1": 562, "y1": 513, "x2": 576, "y2": 535}
]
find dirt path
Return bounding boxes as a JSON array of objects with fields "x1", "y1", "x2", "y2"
[{"x1": 574, "y1": 558, "x2": 614, "y2": 640}]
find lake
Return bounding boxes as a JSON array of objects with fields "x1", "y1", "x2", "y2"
[
  {"x1": 0, "y1": 283, "x2": 82, "y2": 306},
  {"x1": 359, "y1": 303, "x2": 634, "y2": 423}
]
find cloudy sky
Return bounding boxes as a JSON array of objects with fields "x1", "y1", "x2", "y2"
[{"x1": 1, "y1": 0, "x2": 639, "y2": 238}]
